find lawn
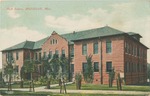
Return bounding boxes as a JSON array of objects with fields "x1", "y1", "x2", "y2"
[
  {"x1": 52, "y1": 83, "x2": 150, "y2": 92},
  {"x1": 3, "y1": 81, "x2": 46, "y2": 88},
  {"x1": 0, "y1": 90, "x2": 144, "y2": 96}
]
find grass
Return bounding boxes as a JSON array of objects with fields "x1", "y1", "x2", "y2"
[
  {"x1": 52, "y1": 83, "x2": 150, "y2": 92},
  {"x1": 2, "y1": 78, "x2": 59, "y2": 88},
  {"x1": 0, "y1": 90, "x2": 144, "y2": 96},
  {"x1": 3, "y1": 81, "x2": 45, "y2": 88}
]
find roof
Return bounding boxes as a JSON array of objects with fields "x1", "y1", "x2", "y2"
[
  {"x1": 2, "y1": 37, "x2": 49, "y2": 51},
  {"x1": 33, "y1": 37, "x2": 49, "y2": 49},
  {"x1": 62, "y1": 26, "x2": 125, "y2": 41},
  {"x1": 2, "y1": 41, "x2": 35, "y2": 51},
  {"x1": 2, "y1": 26, "x2": 147, "y2": 51},
  {"x1": 127, "y1": 32, "x2": 142, "y2": 38}
]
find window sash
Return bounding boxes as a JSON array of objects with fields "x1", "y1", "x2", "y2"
[
  {"x1": 35, "y1": 53, "x2": 38, "y2": 60},
  {"x1": 106, "y1": 41, "x2": 112, "y2": 53},
  {"x1": 94, "y1": 62, "x2": 99, "y2": 72},
  {"x1": 16, "y1": 52, "x2": 19, "y2": 60},
  {"x1": 71, "y1": 64, "x2": 74, "y2": 72},
  {"x1": 82, "y1": 63, "x2": 87, "y2": 73},
  {"x1": 106, "y1": 62, "x2": 112, "y2": 72},
  {"x1": 82, "y1": 44, "x2": 87, "y2": 55},
  {"x1": 70, "y1": 45, "x2": 74, "y2": 58},
  {"x1": 93, "y1": 42, "x2": 98, "y2": 54},
  {"x1": 39, "y1": 53, "x2": 41, "y2": 61}
]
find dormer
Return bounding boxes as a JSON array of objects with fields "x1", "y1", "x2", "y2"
[{"x1": 127, "y1": 32, "x2": 142, "y2": 41}]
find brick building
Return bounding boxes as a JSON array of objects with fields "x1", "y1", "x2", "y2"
[{"x1": 1, "y1": 26, "x2": 148, "y2": 84}]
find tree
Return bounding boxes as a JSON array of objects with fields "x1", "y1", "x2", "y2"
[
  {"x1": 20, "y1": 67, "x2": 25, "y2": 88},
  {"x1": 147, "y1": 64, "x2": 150, "y2": 81},
  {"x1": 44, "y1": 54, "x2": 69, "y2": 89},
  {"x1": 0, "y1": 71, "x2": 5, "y2": 87},
  {"x1": 3, "y1": 58, "x2": 16, "y2": 91},
  {"x1": 108, "y1": 68, "x2": 115, "y2": 87},
  {"x1": 116, "y1": 72, "x2": 122, "y2": 90},
  {"x1": 22, "y1": 60, "x2": 35, "y2": 92},
  {"x1": 83, "y1": 55, "x2": 94, "y2": 83},
  {"x1": 59, "y1": 55, "x2": 69, "y2": 79},
  {"x1": 42, "y1": 54, "x2": 52, "y2": 89}
]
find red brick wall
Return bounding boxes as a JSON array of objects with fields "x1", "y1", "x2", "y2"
[
  {"x1": 74, "y1": 38, "x2": 101, "y2": 84},
  {"x1": 74, "y1": 36, "x2": 124, "y2": 84},
  {"x1": 74, "y1": 35, "x2": 147, "y2": 85},
  {"x1": 101, "y1": 36, "x2": 124, "y2": 84},
  {"x1": 124, "y1": 36, "x2": 147, "y2": 85},
  {"x1": 2, "y1": 50, "x2": 24, "y2": 77}
]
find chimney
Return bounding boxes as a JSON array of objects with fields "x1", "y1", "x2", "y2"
[{"x1": 73, "y1": 31, "x2": 75, "y2": 34}]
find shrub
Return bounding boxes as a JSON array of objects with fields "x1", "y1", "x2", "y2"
[{"x1": 75, "y1": 73, "x2": 82, "y2": 90}]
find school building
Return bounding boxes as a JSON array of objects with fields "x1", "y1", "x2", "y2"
[{"x1": 2, "y1": 26, "x2": 148, "y2": 85}]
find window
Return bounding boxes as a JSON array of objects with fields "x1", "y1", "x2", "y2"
[
  {"x1": 35, "y1": 53, "x2": 38, "y2": 60},
  {"x1": 51, "y1": 39, "x2": 58, "y2": 44},
  {"x1": 62, "y1": 49, "x2": 65, "y2": 57},
  {"x1": 6, "y1": 52, "x2": 8, "y2": 60},
  {"x1": 56, "y1": 40, "x2": 57, "y2": 44},
  {"x1": 134, "y1": 46, "x2": 136, "y2": 56},
  {"x1": 55, "y1": 50, "x2": 59, "y2": 58},
  {"x1": 137, "y1": 48, "x2": 140, "y2": 57},
  {"x1": 6, "y1": 52, "x2": 12, "y2": 61},
  {"x1": 125, "y1": 62, "x2": 130, "y2": 73},
  {"x1": 70, "y1": 45, "x2": 74, "y2": 58},
  {"x1": 25, "y1": 51, "x2": 30, "y2": 60},
  {"x1": 135, "y1": 47, "x2": 137, "y2": 56},
  {"x1": 71, "y1": 64, "x2": 74, "y2": 73},
  {"x1": 49, "y1": 51, "x2": 52, "y2": 59},
  {"x1": 131, "y1": 45, "x2": 133, "y2": 55},
  {"x1": 125, "y1": 42, "x2": 127, "y2": 53},
  {"x1": 43, "y1": 52, "x2": 46, "y2": 59},
  {"x1": 132, "y1": 63, "x2": 135, "y2": 72},
  {"x1": 94, "y1": 62, "x2": 99, "y2": 72},
  {"x1": 16, "y1": 52, "x2": 19, "y2": 60},
  {"x1": 39, "y1": 53, "x2": 41, "y2": 61},
  {"x1": 129, "y1": 44, "x2": 131, "y2": 54},
  {"x1": 127, "y1": 43, "x2": 129, "y2": 53},
  {"x1": 82, "y1": 44, "x2": 87, "y2": 55},
  {"x1": 82, "y1": 63, "x2": 87, "y2": 73},
  {"x1": 93, "y1": 42, "x2": 98, "y2": 54},
  {"x1": 106, "y1": 40, "x2": 112, "y2": 53},
  {"x1": 130, "y1": 62, "x2": 133, "y2": 72},
  {"x1": 53, "y1": 39, "x2": 55, "y2": 44},
  {"x1": 106, "y1": 62, "x2": 112, "y2": 72},
  {"x1": 144, "y1": 50, "x2": 147, "y2": 59},
  {"x1": 134, "y1": 63, "x2": 137, "y2": 72}
]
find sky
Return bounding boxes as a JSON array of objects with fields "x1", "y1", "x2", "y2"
[{"x1": 0, "y1": 0, "x2": 150, "y2": 68}]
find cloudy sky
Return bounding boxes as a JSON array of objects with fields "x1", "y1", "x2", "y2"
[{"x1": 0, "y1": 0, "x2": 150, "y2": 68}]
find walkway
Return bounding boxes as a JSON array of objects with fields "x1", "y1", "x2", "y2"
[
  {"x1": 1, "y1": 82, "x2": 150, "y2": 95},
  {"x1": 35, "y1": 89, "x2": 150, "y2": 95}
]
